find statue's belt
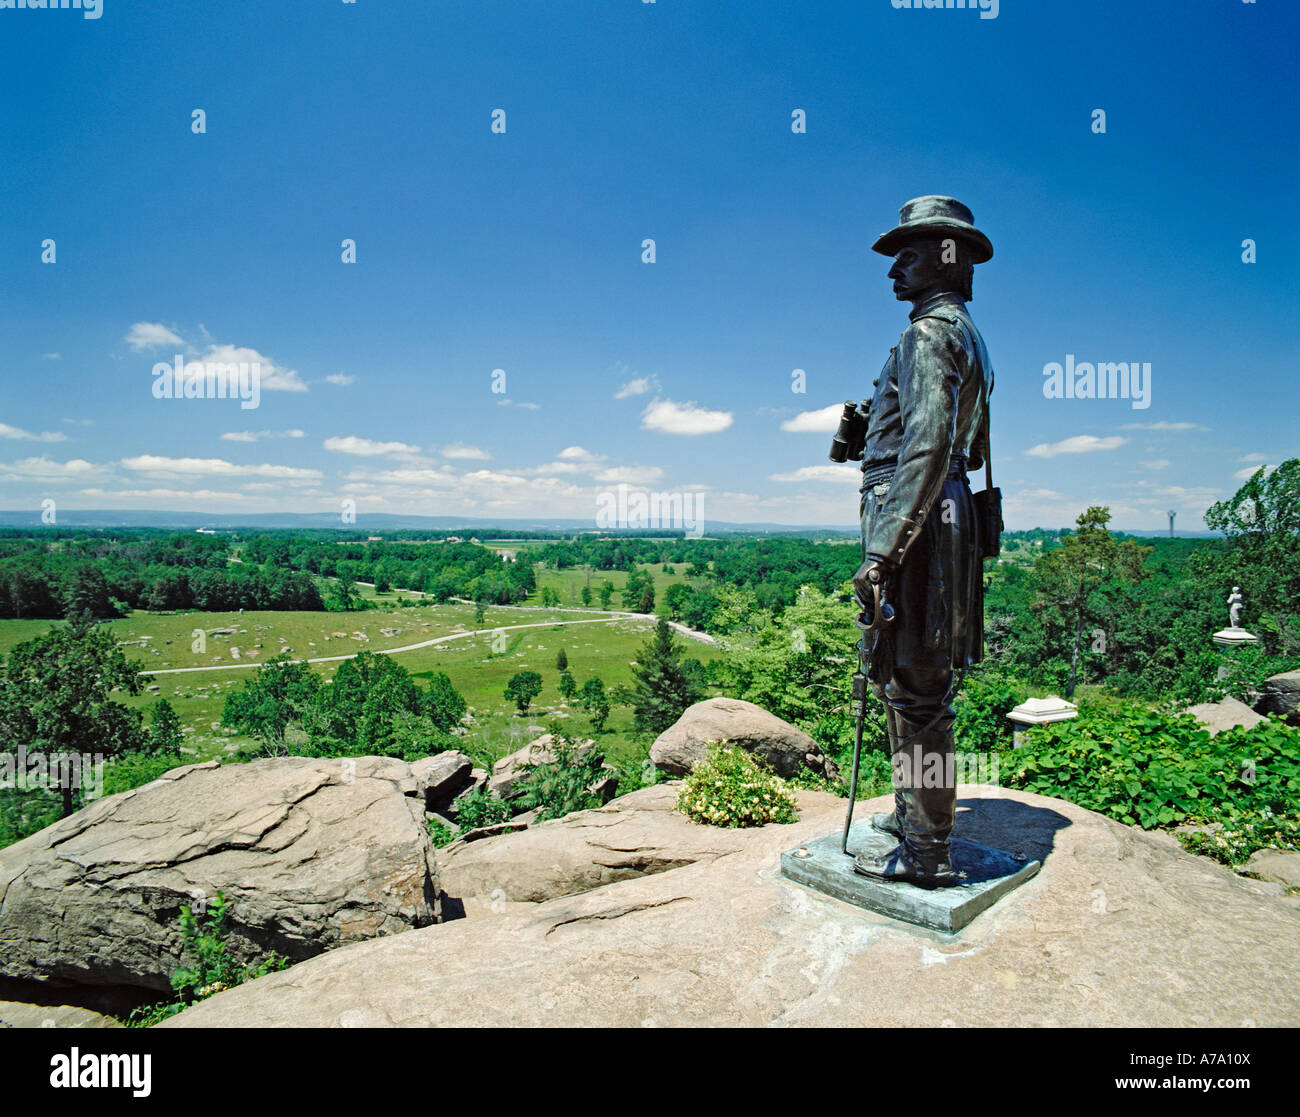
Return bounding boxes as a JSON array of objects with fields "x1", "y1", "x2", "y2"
[{"x1": 860, "y1": 456, "x2": 967, "y2": 493}]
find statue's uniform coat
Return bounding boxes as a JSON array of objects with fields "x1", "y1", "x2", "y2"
[{"x1": 860, "y1": 291, "x2": 993, "y2": 670}]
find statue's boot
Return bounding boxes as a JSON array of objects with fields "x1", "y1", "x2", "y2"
[{"x1": 855, "y1": 720, "x2": 958, "y2": 889}]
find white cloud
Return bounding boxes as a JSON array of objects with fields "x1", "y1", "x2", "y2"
[
  {"x1": 769, "y1": 464, "x2": 861, "y2": 484},
  {"x1": 615, "y1": 375, "x2": 660, "y2": 399},
  {"x1": 1238, "y1": 453, "x2": 1269, "y2": 462},
  {"x1": 120, "y1": 455, "x2": 322, "y2": 480},
  {"x1": 1233, "y1": 464, "x2": 1274, "y2": 481},
  {"x1": 221, "y1": 429, "x2": 307, "y2": 443},
  {"x1": 1140, "y1": 459, "x2": 1172, "y2": 470},
  {"x1": 126, "y1": 322, "x2": 185, "y2": 351},
  {"x1": 518, "y1": 402, "x2": 541, "y2": 411},
  {"x1": 594, "y1": 465, "x2": 666, "y2": 484},
  {"x1": 42, "y1": 353, "x2": 60, "y2": 361},
  {"x1": 202, "y1": 344, "x2": 307, "y2": 392},
  {"x1": 324, "y1": 435, "x2": 422, "y2": 457},
  {"x1": 61, "y1": 418, "x2": 93, "y2": 427},
  {"x1": 641, "y1": 398, "x2": 733, "y2": 436},
  {"x1": 781, "y1": 404, "x2": 843, "y2": 433},
  {"x1": 558, "y1": 446, "x2": 601, "y2": 462},
  {"x1": 1120, "y1": 421, "x2": 1208, "y2": 432},
  {"x1": 0, "y1": 457, "x2": 101, "y2": 481},
  {"x1": 0, "y1": 423, "x2": 67, "y2": 443},
  {"x1": 325, "y1": 373, "x2": 355, "y2": 386},
  {"x1": 1024, "y1": 435, "x2": 1128, "y2": 458},
  {"x1": 440, "y1": 443, "x2": 490, "y2": 460}
]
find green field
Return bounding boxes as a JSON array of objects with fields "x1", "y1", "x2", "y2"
[
  {"x1": 527, "y1": 561, "x2": 699, "y2": 606},
  {"x1": 0, "y1": 600, "x2": 723, "y2": 773}
]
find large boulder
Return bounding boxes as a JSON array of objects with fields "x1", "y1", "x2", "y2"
[
  {"x1": 651, "y1": 697, "x2": 838, "y2": 780},
  {"x1": 409, "y1": 750, "x2": 474, "y2": 812},
  {"x1": 439, "y1": 783, "x2": 749, "y2": 903},
  {"x1": 0, "y1": 757, "x2": 441, "y2": 1005},
  {"x1": 161, "y1": 784, "x2": 1300, "y2": 1028},
  {"x1": 1254, "y1": 670, "x2": 1300, "y2": 722},
  {"x1": 1186, "y1": 696, "x2": 1264, "y2": 736}
]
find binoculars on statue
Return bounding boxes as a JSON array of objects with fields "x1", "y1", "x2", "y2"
[{"x1": 828, "y1": 399, "x2": 871, "y2": 463}]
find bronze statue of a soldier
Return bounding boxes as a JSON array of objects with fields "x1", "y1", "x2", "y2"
[{"x1": 847, "y1": 196, "x2": 996, "y2": 889}]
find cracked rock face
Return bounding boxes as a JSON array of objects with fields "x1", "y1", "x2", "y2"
[
  {"x1": 0, "y1": 757, "x2": 441, "y2": 999},
  {"x1": 439, "y1": 783, "x2": 747, "y2": 903},
  {"x1": 161, "y1": 784, "x2": 1300, "y2": 1028},
  {"x1": 651, "y1": 697, "x2": 839, "y2": 780}
]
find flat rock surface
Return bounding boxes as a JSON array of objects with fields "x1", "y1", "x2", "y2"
[
  {"x1": 164, "y1": 784, "x2": 1300, "y2": 1027},
  {"x1": 0, "y1": 756, "x2": 440, "y2": 996}
]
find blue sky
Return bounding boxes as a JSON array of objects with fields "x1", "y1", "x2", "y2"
[{"x1": 1, "y1": 0, "x2": 1295, "y2": 531}]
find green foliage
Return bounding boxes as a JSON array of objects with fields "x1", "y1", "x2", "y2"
[
  {"x1": 0, "y1": 615, "x2": 151, "y2": 815},
  {"x1": 515, "y1": 736, "x2": 607, "y2": 821},
  {"x1": 558, "y1": 669, "x2": 577, "y2": 701},
  {"x1": 148, "y1": 698, "x2": 184, "y2": 756},
  {"x1": 221, "y1": 653, "x2": 321, "y2": 747},
  {"x1": 504, "y1": 670, "x2": 543, "y2": 713},
  {"x1": 99, "y1": 752, "x2": 188, "y2": 798},
  {"x1": 1002, "y1": 707, "x2": 1300, "y2": 833},
  {"x1": 126, "y1": 891, "x2": 288, "y2": 1027},
  {"x1": 423, "y1": 670, "x2": 468, "y2": 730},
  {"x1": 555, "y1": 648, "x2": 568, "y2": 671},
  {"x1": 629, "y1": 617, "x2": 704, "y2": 733},
  {"x1": 577, "y1": 676, "x2": 611, "y2": 731},
  {"x1": 953, "y1": 669, "x2": 1024, "y2": 752},
  {"x1": 1176, "y1": 810, "x2": 1300, "y2": 866},
  {"x1": 677, "y1": 744, "x2": 799, "y2": 828},
  {"x1": 452, "y1": 784, "x2": 513, "y2": 829},
  {"x1": 427, "y1": 817, "x2": 457, "y2": 848}
]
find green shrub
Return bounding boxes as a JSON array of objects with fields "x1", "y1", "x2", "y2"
[
  {"x1": 1177, "y1": 810, "x2": 1300, "y2": 866},
  {"x1": 1002, "y1": 708, "x2": 1300, "y2": 835},
  {"x1": 452, "y1": 784, "x2": 512, "y2": 829},
  {"x1": 954, "y1": 669, "x2": 1024, "y2": 752},
  {"x1": 426, "y1": 817, "x2": 457, "y2": 848},
  {"x1": 676, "y1": 744, "x2": 799, "y2": 828},
  {"x1": 126, "y1": 891, "x2": 288, "y2": 1027},
  {"x1": 516, "y1": 736, "x2": 607, "y2": 821}
]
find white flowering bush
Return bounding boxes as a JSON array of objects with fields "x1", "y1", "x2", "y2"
[{"x1": 676, "y1": 743, "x2": 799, "y2": 828}]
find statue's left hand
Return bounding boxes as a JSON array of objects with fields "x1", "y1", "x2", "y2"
[{"x1": 852, "y1": 554, "x2": 895, "y2": 624}]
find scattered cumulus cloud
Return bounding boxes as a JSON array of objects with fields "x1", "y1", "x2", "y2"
[
  {"x1": 0, "y1": 423, "x2": 67, "y2": 443},
  {"x1": 614, "y1": 375, "x2": 660, "y2": 399},
  {"x1": 120, "y1": 455, "x2": 323, "y2": 480},
  {"x1": 1024, "y1": 435, "x2": 1128, "y2": 458},
  {"x1": 325, "y1": 373, "x2": 355, "y2": 386},
  {"x1": 769, "y1": 464, "x2": 861, "y2": 484},
  {"x1": 125, "y1": 322, "x2": 185, "y2": 352},
  {"x1": 440, "y1": 443, "x2": 490, "y2": 461},
  {"x1": 323, "y1": 436, "x2": 422, "y2": 457},
  {"x1": 781, "y1": 404, "x2": 843, "y2": 433},
  {"x1": 641, "y1": 398, "x2": 733, "y2": 436}
]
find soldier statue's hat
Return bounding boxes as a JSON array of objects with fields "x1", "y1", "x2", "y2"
[{"x1": 872, "y1": 195, "x2": 993, "y2": 263}]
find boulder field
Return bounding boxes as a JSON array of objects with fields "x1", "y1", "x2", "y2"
[{"x1": 161, "y1": 782, "x2": 1300, "y2": 1028}]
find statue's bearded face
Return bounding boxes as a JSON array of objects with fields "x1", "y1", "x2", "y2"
[{"x1": 888, "y1": 239, "x2": 947, "y2": 301}]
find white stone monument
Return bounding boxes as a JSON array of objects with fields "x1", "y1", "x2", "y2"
[
  {"x1": 1212, "y1": 586, "x2": 1258, "y2": 647},
  {"x1": 1007, "y1": 695, "x2": 1079, "y2": 748}
]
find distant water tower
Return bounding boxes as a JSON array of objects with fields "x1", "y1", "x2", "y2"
[{"x1": 1168, "y1": 510, "x2": 1176, "y2": 538}]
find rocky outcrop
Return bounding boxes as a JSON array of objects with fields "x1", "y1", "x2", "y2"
[
  {"x1": 651, "y1": 697, "x2": 838, "y2": 780},
  {"x1": 0, "y1": 1001, "x2": 122, "y2": 1029},
  {"x1": 409, "y1": 751, "x2": 475, "y2": 813},
  {"x1": 0, "y1": 757, "x2": 441, "y2": 1003},
  {"x1": 1186, "y1": 696, "x2": 1264, "y2": 736},
  {"x1": 439, "y1": 784, "x2": 748, "y2": 903},
  {"x1": 162, "y1": 784, "x2": 1300, "y2": 1028},
  {"x1": 1254, "y1": 670, "x2": 1300, "y2": 723},
  {"x1": 1244, "y1": 848, "x2": 1300, "y2": 888}
]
